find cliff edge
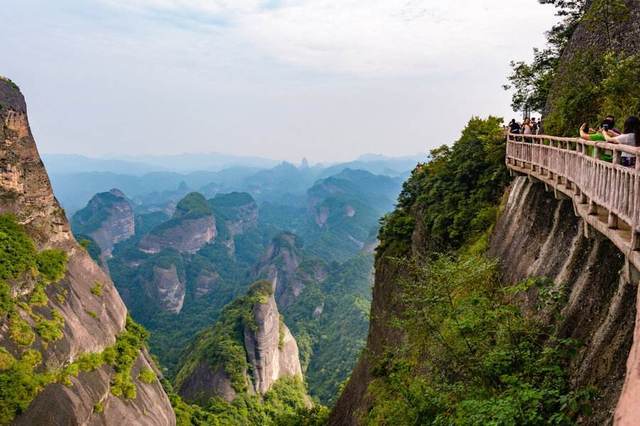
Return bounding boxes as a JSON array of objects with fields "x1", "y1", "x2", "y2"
[{"x1": 0, "y1": 78, "x2": 175, "y2": 425}]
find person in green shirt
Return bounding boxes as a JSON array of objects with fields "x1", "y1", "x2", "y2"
[
  {"x1": 579, "y1": 123, "x2": 612, "y2": 161},
  {"x1": 579, "y1": 123, "x2": 606, "y2": 141}
]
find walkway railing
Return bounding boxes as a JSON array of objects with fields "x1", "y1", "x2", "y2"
[{"x1": 506, "y1": 133, "x2": 640, "y2": 258}]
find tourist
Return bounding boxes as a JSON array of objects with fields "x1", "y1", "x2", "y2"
[
  {"x1": 522, "y1": 118, "x2": 533, "y2": 135},
  {"x1": 508, "y1": 119, "x2": 521, "y2": 134},
  {"x1": 579, "y1": 123, "x2": 606, "y2": 142},
  {"x1": 603, "y1": 116, "x2": 640, "y2": 167},
  {"x1": 602, "y1": 115, "x2": 621, "y2": 136},
  {"x1": 531, "y1": 117, "x2": 539, "y2": 134}
]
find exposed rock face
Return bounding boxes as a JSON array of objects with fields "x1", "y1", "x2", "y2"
[
  {"x1": 177, "y1": 363, "x2": 236, "y2": 403},
  {"x1": 208, "y1": 192, "x2": 258, "y2": 256},
  {"x1": 176, "y1": 283, "x2": 303, "y2": 404},
  {"x1": 194, "y1": 270, "x2": 220, "y2": 298},
  {"x1": 146, "y1": 264, "x2": 185, "y2": 314},
  {"x1": 15, "y1": 351, "x2": 174, "y2": 426},
  {"x1": 72, "y1": 189, "x2": 135, "y2": 261},
  {"x1": 489, "y1": 177, "x2": 634, "y2": 424},
  {"x1": 244, "y1": 295, "x2": 302, "y2": 394},
  {"x1": 0, "y1": 79, "x2": 174, "y2": 424},
  {"x1": 139, "y1": 215, "x2": 215, "y2": 254},
  {"x1": 254, "y1": 233, "x2": 327, "y2": 308}
]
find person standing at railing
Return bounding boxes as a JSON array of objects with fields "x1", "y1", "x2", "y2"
[
  {"x1": 508, "y1": 119, "x2": 521, "y2": 134},
  {"x1": 522, "y1": 118, "x2": 533, "y2": 135},
  {"x1": 579, "y1": 123, "x2": 606, "y2": 142},
  {"x1": 602, "y1": 116, "x2": 640, "y2": 167}
]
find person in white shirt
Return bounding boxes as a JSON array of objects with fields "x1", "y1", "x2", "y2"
[{"x1": 603, "y1": 116, "x2": 640, "y2": 167}]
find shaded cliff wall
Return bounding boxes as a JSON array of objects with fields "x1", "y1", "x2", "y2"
[
  {"x1": 488, "y1": 177, "x2": 635, "y2": 424},
  {"x1": 0, "y1": 79, "x2": 175, "y2": 425}
]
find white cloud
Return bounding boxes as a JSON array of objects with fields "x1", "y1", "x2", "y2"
[{"x1": 100, "y1": 0, "x2": 558, "y2": 76}]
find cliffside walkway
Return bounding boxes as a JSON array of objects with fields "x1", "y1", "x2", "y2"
[{"x1": 506, "y1": 133, "x2": 640, "y2": 275}]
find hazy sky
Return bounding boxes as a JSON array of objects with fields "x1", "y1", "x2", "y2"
[{"x1": 1, "y1": 0, "x2": 557, "y2": 163}]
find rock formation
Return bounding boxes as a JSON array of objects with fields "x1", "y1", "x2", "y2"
[
  {"x1": 139, "y1": 192, "x2": 216, "y2": 255},
  {"x1": 0, "y1": 78, "x2": 175, "y2": 425},
  {"x1": 208, "y1": 192, "x2": 258, "y2": 256},
  {"x1": 253, "y1": 233, "x2": 327, "y2": 308},
  {"x1": 175, "y1": 281, "x2": 303, "y2": 405},
  {"x1": 72, "y1": 188, "x2": 135, "y2": 262}
]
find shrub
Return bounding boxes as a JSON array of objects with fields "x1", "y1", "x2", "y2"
[
  {"x1": 35, "y1": 249, "x2": 67, "y2": 284},
  {"x1": 0, "y1": 348, "x2": 15, "y2": 371},
  {"x1": 35, "y1": 310, "x2": 64, "y2": 343},
  {"x1": 28, "y1": 284, "x2": 48, "y2": 307},
  {"x1": 0, "y1": 215, "x2": 36, "y2": 281},
  {"x1": 9, "y1": 315, "x2": 35, "y2": 347},
  {"x1": 0, "y1": 281, "x2": 12, "y2": 316},
  {"x1": 138, "y1": 368, "x2": 156, "y2": 384},
  {"x1": 91, "y1": 282, "x2": 103, "y2": 297}
]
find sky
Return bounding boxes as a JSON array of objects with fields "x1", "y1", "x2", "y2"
[{"x1": 0, "y1": 0, "x2": 558, "y2": 163}]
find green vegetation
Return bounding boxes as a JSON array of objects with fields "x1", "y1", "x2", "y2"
[
  {"x1": 91, "y1": 282, "x2": 104, "y2": 297},
  {"x1": 0, "y1": 215, "x2": 37, "y2": 281},
  {"x1": 138, "y1": 367, "x2": 157, "y2": 384},
  {"x1": 281, "y1": 255, "x2": 373, "y2": 404},
  {"x1": 168, "y1": 377, "x2": 328, "y2": 426},
  {"x1": 71, "y1": 191, "x2": 124, "y2": 236},
  {"x1": 506, "y1": 0, "x2": 639, "y2": 135},
  {"x1": 77, "y1": 235, "x2": 102, "y2": 265},
  {"x1": 174, "y1": 193, "x2": 212, "y2": 220},
  {"x1": 174, "y1": 281, "x2": 273, "y2": 394},
  {"x1": 0, "y1": 76, "x2": 19, "y2": 90},
  {"x1": 9, "y1": 315, "x2": 35, "y2": 347},
  {"x1": 379, "y1": 117, "x2": 510, "y2": 256},
  {"x1": 35, "y1": 249, "x2": 67, "y2": 284},
  {"x1": 34, "y1": 310, "x2": 64, "y2": 343},
  {"x1": 94, "y1": 402, "x2": 104, "y2": 414},
  {"x1": 364, "y1": 255, "x2": 593, "y2": 425},
  {"x1": 0, "y1": 316, "x2": 149, "y2": 425}
]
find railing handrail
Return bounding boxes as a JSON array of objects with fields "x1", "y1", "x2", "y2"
[
  {"x1": 505, "y1": 131, "x2": 640, "y2": 262},
  {"x1": 507, "y1": 132, "x2": 640, "y2": 157}
]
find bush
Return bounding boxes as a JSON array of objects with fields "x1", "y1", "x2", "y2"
[
  {"x1": 364, "y1": 255, "x2": 593, "y2": 425},
  {"x1": 9, "y1": 315, "x2": 35, "y2": 347},
  {"x1": 138, "y1": 367, "x2": 156, "y2": 384},
  {"x1": 91, "y1": 282, "x2": 103, "y2": 297},
  {"x1": 0, "y1": 215, "x2": 37, "y2": 281},
  {"x1": 35, "y1": 249, "x2": 67, "y2": 284},
  {"x1": 35, "y1": 310, "x2": 64, "y2": 343}
]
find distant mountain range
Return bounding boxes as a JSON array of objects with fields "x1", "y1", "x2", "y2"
[{"x1": 45, "y1": 153, "x2": 426, "y2": 214}]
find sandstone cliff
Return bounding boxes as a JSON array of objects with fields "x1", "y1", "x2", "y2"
[
  {"x1": 253, "y1": 233, "x2": 327, "y2": 309},
  {"x1": 0, "y1": 78, "x2": 175, "y2": 425},
  {"x1": 72, "y1": 189, "x2": 135, "y2": 263},
  {"x1": 175, "y1": 281, "x2": 303, "y2": 405},
  {"x1": 209, "y1": 192, "x2": 258, "y2": 257},
  {"x1": 139, "y1": 192, "x2": 216, "y2": 255}
]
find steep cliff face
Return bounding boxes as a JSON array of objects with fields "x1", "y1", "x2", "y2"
[
  {"x1": 332, "y1": 175, "x2": 637, "y2": 425},
  {"x1": 146, "y1": 264, "x2": 185, "y2": 314},
  {"x1": 0, "y1": 79, "x2": 174, "y2": 424},
  {"x1": 72, "y1": 189, "x2": 135, "y2": 262},
  {"x1": 139, "y1": 193, "x2": 216, "y2": 255},
  {"x1": 175, "y1": 281, "x2": 303, "y2": 405},
  {"x1": 489, "y1": 177, "x2": 635, "y2": 424},
  {"x1": 244, "y1": 294, "x2": 302, "y2": 395},
  {"x1": 253, "y1": 233, "x2": 327, "y2": 308}
]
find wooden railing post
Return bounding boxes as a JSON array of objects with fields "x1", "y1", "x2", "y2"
[{"x1": 632, "y1": 152, "x2": 640, "y2": 251}]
